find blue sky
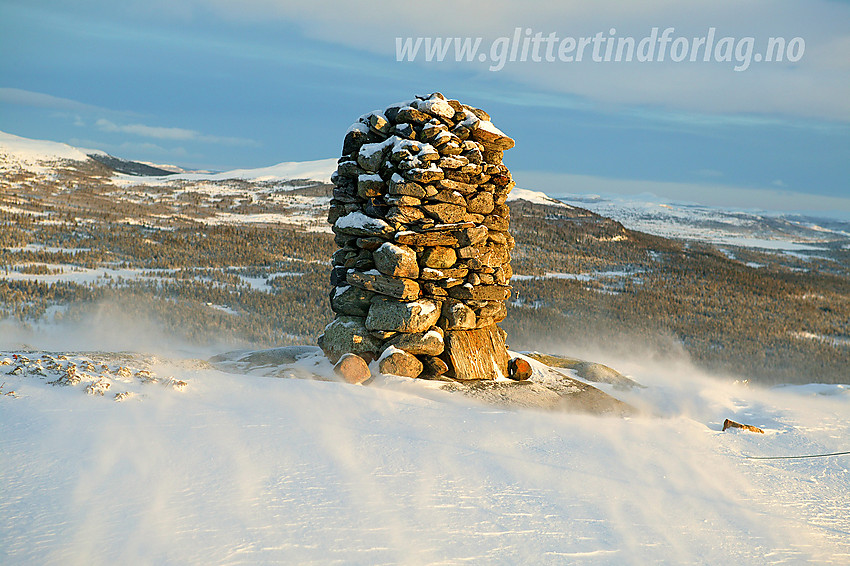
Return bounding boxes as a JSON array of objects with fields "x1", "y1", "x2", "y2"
[{"x1": 1, "y1": 0, "x2": 848, "y2": 214}]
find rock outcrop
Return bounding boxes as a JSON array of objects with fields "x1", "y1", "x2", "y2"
[{"x1": 319, "y1": 93, "x2": 516, "y2": 380}]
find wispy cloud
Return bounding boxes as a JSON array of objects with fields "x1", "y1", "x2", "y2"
[
  {"x1": 0, "y1": 87, "x2": 112, "y2": 114},
  {"x1": 94, "y1": 118, "x2": 258, "y2": 146},
  {"x1": 188, "y1": 0, "x2": 850, "y2": 123},
  {"x1": 0, "y1": 87, "x2": 258, "y2": 147}
]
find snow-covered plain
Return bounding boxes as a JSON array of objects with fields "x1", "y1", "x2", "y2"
[
  {"x1": 557, "y1": 192, "x2": 850, "y2": 254},
  {"x1": 2, "y1": 342, "x2": 849, "y2": 565}
]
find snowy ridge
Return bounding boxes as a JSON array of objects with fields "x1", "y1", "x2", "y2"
[
  {"x1": 150, "y1": 158, "x2": 338, "y2": 184},
  {"x1": 507, "y1": 187, "x2": 572, "y2": 208},
  {"x1": 1, "y1": 129, "x2": 337, "y2": 184},
  {"x1": 0, "y1": 130, "x2": 91, "y2": 169},
  {"x1": 561, "y1": 192, "x2": 850, "y2": 251}
]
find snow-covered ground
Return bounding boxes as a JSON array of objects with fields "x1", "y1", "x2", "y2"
[
  {"x1": 0, "y1": 130, "x2": 91, "y2": 173},
  {"x1": 507, "y1": 188, "x2": 573, "y2": 208},
  {"x1": 197, "y1": 207, "x2": 333, "y2": 234},
  {"x1": 0, "y1": 264, "x2": 177, "y2": 287},
  {"x1": 558, "y1": 192, "x2": 850, "y2": 254},
  {"x1": 2, "y1": 343, "x2": 848, "y2": 565},
  {"x1": 113, "y1": 158, "x2": 338, "y2": 186}
]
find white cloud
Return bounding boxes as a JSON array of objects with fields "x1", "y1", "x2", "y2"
[
  {"x1": 94, "y1": 118, "x2": 258, "y2": 146},
  {"x1": 180, "y1": 0, "x2": 850, "y2": 123},
  {"x1": 0, "y1": 88, "x2": 108, "y2": 113},
  {"x1": 96, "y1": 118, "x2": 196, "y2": 140},
  {"x1": 36, "y1": 1, "x2": 847, "y2": 122},
  {"x1": 0, "y1": 88, "x2": 259, "y2": 147}
]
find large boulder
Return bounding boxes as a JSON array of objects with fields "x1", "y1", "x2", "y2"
[
  {"x1": 421, "y1": 246, "x2": 457, "y2": 269},
  {"x1": 330, "y1": 285, "x2": 375, "y2": 317},
  {"x1": 333, "y1": 211, "x2": 394, "y2": 237},
  {"x1": 378, "y1": 346, "x2": 423, "y2": 378},
  {"x1": 334, "y1": 353, "x2": 372, "y2": 385},
  {"x1": 508, "y1": 357, "x2": 532, "y2": 381},
  {"x1": 440, "y1": 300, "x2": 476, "y2": 330},
  {"x1": 386, "y1": 328, "x2": 444, "y2": 356},
  {"x1": 319, "y1": 316, "x2": 383, "y2": 363},
  {"x1": 444, "y1": 325, "x2": 510, "y2": 380},
  {"x1": 365, "y1": 297, "x2": 441, "y2": 333},
  {"x1": 420, "y1": 356, "x2": 450, "y2": 379},
  {"x1": 470, "y1": 120, "x2": 515, "y2": 150},
  {"x1": 346, "y1": 270, "x2": 420, "y2": 301},
  {"x1": 373, "y1": 242, "x2": 419, "y2": 279}
]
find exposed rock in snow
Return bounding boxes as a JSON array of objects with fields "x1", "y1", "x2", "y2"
[
  {"x1": 523, "y1": 352, "x2": 644, "y2": 390},
  {"x1": 333, "y1": 353, "x2": 372, "y2": 384}
]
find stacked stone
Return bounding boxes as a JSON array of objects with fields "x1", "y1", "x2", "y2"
[{"x1": 319, "y1": 93, "x2": 516, "y2": 381}]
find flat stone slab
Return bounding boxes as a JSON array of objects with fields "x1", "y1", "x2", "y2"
[
  {"x1": 523, "y1": 352, "x2": 644, "y2": 390},
  {"x1": 209, "y1": 346, "x2": 321, "y2": 366},
  {"x1": 209, "y1": 346, "x2": 636, "y2": 416},
  {"x1": 346, "y1": 270, "x2": 420, "y2": 300},
  {"x1": 444, "y1": 325, "x2": 509, "y2": 380},
  {"x1": 439, "y1": 378, "x2": 635, "y2": 416}
]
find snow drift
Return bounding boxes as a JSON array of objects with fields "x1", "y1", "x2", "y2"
[{"x1": 2, "y1": 346, "x2": 848, "y2": 565}]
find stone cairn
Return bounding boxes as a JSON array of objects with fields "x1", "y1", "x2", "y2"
[{"x1": 318, "y1": 92, "x2": 519, "y2": 382}]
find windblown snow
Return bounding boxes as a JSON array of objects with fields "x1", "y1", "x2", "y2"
[{"x1": 1, "y1": 346, "x2": 848, "y2": 565}]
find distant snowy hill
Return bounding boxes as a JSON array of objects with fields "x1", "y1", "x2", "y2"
[
  {"x1": 560, "y1": 192, "x2": 850, "y2": 254},
  {"x1": 0, "y1": 129, "x2": 336, "y2": 184},
  {"x1": 0, "y1": 130, "x2": 91, "y2": 171},
  {"x1": 150, "y1": 158, "x2": 338, "y2": 184},
  {"x1": 506, "y1": 187, "x2": 572, "y2": 208},
  {"x1": 86, "y1": 152, "x2": 177, "y2": 177},
  {"x1": 0, "y1": 130, "x2": 183, "y2": 177}
]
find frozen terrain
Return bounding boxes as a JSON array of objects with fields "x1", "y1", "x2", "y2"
[
  {"x1": 0, "y1": 130, "x2": 91, "y2": 172},
  {"x1": 558, "y1": 192, "x2": 850, "y2": 255},
  {"x1": 0, "y1": 129, "x2": 337, "y2": 183},
  {"x1": 2, "y1": 345, "x2": 849, "y2": 565},
  {"x1": 113, "y1": 158, "x2": 338, "y2": 185}
]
